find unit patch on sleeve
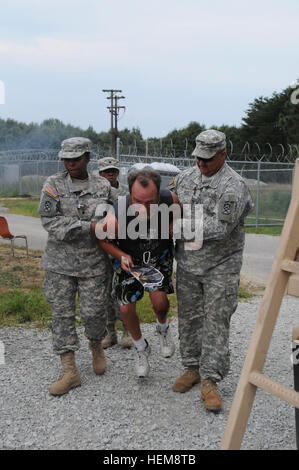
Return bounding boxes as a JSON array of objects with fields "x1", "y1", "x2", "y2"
[
  {"x1": 44, "y1": 186, "x2": 58, "y2": 199},
  {"x1": 38, "y1": 194, "x2": 59, "y2": 217},
  {"x1": 222, "y1": 201, "x2": 232, "y2": 215},
  {"x1": 218, "y1": 193, "x2": 237, "y2": 222},
  {"x1": 43, "y1": 200, "x2": 53, "y2": 213}
]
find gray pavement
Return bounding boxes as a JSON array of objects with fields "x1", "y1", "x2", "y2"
[
  {"x1": 0, "y1": 210, "x2": 280, "y2": 284},
  {"x1": 242, "y1": 233, "x2": 280, "y2": 285}
]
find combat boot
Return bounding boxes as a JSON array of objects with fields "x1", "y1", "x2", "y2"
[
  {"x1": 120, "y1": 325, "x2": 133, "y2": 348},
  {"x1": 49, "y1": 351, "x2": 81, "y2": 396},
  {"x1": 173, "y1": 367, "x2": 201, "y2": 393},
  {"x1": 201, "y1": 379, "x2": 222, "y2": 411},
  {"x1": 101, "y1": 323, "x2": 118, "y2": 349},
  {"x1": 89, "y1": 341, "x2": 106, "y2": 375}
]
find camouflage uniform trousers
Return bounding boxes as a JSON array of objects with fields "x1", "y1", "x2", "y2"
[
  {"x1": 106, "y1": 261, "x2": 121, "y2": 324},
  {"x1": 43, "y1": 271, "x2": 110, "y2": 355},
  {"x1": 176, "y1": 265, "x2": 239, "y2": 383}
]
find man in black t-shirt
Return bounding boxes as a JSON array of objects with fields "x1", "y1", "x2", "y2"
[{"x1": 98, "y1": 168, "x2": 180, "y2": 378}]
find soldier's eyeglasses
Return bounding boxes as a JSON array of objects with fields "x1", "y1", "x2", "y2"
[
  {"x1": 197, "y1": 155, "x2": 217, "y2": 163},
  {"x1": 197, "y1": 151, "x2": 223, "y2": 163}
]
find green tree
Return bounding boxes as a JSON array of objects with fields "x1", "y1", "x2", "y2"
[
  {"x1": 277, "y1": 86, "x2": 299, "y2": 146},
  {"x1": 240, "y1": 91, "x2": 288, "y2": 152}
]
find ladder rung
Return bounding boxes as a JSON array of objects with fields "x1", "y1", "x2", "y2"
[
  {"x1": 249, "y1": 371, "x2": 299, "y2": 408},
  {"x1": 281, "y1": 259, "x2": 299, "y2": 275}
]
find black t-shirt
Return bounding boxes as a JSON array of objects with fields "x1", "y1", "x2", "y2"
[{"x1": 113, "y1": 189, "x2": 174, "y2": 262}]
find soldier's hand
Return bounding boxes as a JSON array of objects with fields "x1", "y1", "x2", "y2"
[{"x1": 121, "y1": 255, "x2": 134, "y2": 272}]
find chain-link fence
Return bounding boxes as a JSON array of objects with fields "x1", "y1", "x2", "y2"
[
  {"x1": 228, "y1": 160, "x2": 293, "y2": 227},
  {"x1": 0, "y1": 149, "x2": 295, "y2": 227}
]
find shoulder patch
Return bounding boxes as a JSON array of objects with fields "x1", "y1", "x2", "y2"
[
  {"x1": 44, "y1": 186, "x2": 58, "y2": 199},
  {"x1": 218, "y1": 193, "x2": 237, "y2": 222},
  {"x1": 167, "y1": 176, "x2": 177, "y2": 187}
]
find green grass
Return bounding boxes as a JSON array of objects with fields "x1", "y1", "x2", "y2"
[
  {"x1": 0, "y1": 285, "x2": 255, "y2": 328},
  {"x1": 247, "y1": 183, "x2": 291, "y2": 230},
  {"x1": 136, "y1": 291, "x2": 178, "y2": 323},
  {"x1": 0, "y1": 288, "x2": 52, "y2": 327},
  {"x1": 0, "y1": 244, "x2": 257, "y2": 329},
  {"x1": 0, "y1": 198, "x2": 39, "y2": 217},
  {"x1": 245, "y1": 226, "x2": 282, "y2": 236},
  {"x1": 238, "y1": 285, "x2": 256, "y2": 302}
]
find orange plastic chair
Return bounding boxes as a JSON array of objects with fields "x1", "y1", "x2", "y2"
[{"x1": 0, "y1": 216, "x2": 28, "y2": 260}]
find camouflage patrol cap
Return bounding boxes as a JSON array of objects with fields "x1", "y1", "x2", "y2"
[
  {"x1": 58, "y1": 137, "x2": 91, "y2": 160},
  {"x1": 98, "y1": 157, "x2": 120, "y2": 172},
  {"x1": 192, "y1": 130, "x2": 226, "y2": 160}
]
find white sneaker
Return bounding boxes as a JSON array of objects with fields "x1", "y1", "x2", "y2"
[
  {"x1": 135, "y1": 341, "x2": 151, "y2": 378},
  {"x1": 156, "y1": 324, "x2": 175, "y2": 358}
]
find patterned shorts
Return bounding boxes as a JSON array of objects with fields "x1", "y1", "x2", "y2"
[{"x1": 112, "y1": 248, "x2": 174, "y2": 305}]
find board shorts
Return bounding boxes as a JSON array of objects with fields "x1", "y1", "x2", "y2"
[{"x1": 111, "y1": 248, "x2": 174, "y2": 305}]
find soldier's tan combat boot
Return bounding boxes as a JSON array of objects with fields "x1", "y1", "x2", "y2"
[
  {"x1": 120, "y1": 325, "x2": 133, "y2": 348},
  {"x1": 89, "y1": 341, "x2": 106, "y2": 375},
  {"x1": 201, "y1": 379, "x2": 222, "y2": 411},
  {"x1": 101, "y1": 323, "x2": 118, "y2": 349},
  {"x1": 172, "y1": 367, "x2": 201, "y2": 393},
  {"x1": 49, "y1": 351, "x2": 81, "y2": 396}
]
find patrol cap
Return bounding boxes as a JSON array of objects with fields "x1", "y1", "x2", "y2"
[
  {"x1": 192, "y1": 130, "x2": 226, "y2": 160},
  {"x1": 58, "y1": 137, "x2": 91, "y2": 160},
  {"x1": 98, "y1": 157, "x2": 120, "y2": 172}
]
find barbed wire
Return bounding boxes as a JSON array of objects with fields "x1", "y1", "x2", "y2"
[{"x1": 0, "y1": 140, "x2": 299, "y2": 163}]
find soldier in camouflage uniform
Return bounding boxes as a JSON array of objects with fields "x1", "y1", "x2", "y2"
[
  {"x1": 97, "y1": 157, "x2": 133, "y2": 349},
  {"x1": 39, "y1": 137, "x2": 112, "y2": 396},
  {"x1": 170, "y1": 130, "x2": 253, "y2": 411}
]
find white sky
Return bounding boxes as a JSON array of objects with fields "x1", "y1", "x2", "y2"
[{"x1": 0, "y1": 0, "x2": 298, "y2": 138}]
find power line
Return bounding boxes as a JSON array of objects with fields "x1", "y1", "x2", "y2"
[{"x1": 102, "y1": 89, "x2": 126, "y2": 157}]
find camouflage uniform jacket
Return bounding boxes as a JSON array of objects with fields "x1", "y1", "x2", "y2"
[
  {"x1": 38, "y1": 170, "x2": 112, "y2": 277},
  {"x1": 110, "y1": 183, "x2": 128, "y2": 203},
  {"x1": 172, "y1": 162, "x2": 253, "y2": 276}
]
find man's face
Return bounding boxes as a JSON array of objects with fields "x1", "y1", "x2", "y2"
[
  {"x1": 196, "y1": 149, "x2": 226, "y2": 177},
  {"x1": 63, "y1": 153, "x2": 90, "y2": 179},
  {"x1": 130, "y1": 179, "x2": 159, "y2": 218},
  {"x1": 99, "y1": 168, "x2": 119, "y2": 187}
]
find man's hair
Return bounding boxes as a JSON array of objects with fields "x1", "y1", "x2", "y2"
[{"x1": 128, "y1": 168, "x2": 161, "y2": 194}]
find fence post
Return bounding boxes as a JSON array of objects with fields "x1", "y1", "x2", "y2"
[
  {"x1": 36, "y1": 160, "x2": 39, "y2": 196},
  {"x1": 116, "y1": 138, "x2": 120, "y2": 160},
  {"x1": 255, "y1": 160, "x2": 261, "y2": 228},
  {"x1": 18, "y1": 164, "x2": 22, "y2": 196}
]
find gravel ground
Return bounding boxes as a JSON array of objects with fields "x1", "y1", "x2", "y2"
[{"x1": 0, "y1": 294, "x2": 298, "y2": 451}]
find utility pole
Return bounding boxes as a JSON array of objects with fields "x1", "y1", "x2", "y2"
[{"x1": 102, "y1": 89, "x2": 125, "y2": 158}]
